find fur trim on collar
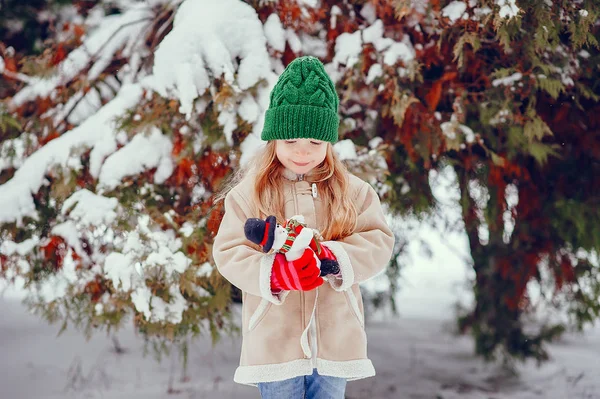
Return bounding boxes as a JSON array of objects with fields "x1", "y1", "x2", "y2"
[{"x1": 281, "y1": 167, "x2": 318, "y2": 181}]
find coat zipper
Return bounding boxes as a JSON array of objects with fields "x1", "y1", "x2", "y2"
[
  {"x1": 296, "y1": 173, "x2": 318, "y2": 198},
  {"x1": 292, "y1": 181, "x2": 308, "y2": 357}
]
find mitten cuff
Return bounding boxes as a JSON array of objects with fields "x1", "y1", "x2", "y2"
[
  {"x1": 260, "y1": 253, "x2": 290, "y2": 305},
  {"x1": 320, "y1": 241, "x2": 354, "y2": 291}
]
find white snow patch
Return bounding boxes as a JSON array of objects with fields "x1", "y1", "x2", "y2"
[
  {"x1": 333, "y1": 139, "x2": 358, "y2": 161},
  {"x1": 98, "y1": 126, "x2": 174, "y2": 190},
  {"x1": 442, "y1": 1, "x2": 468, "y2": 23},
  {"x1": 152, "y1": 0, "x2": 271, "y2": 119},
  {"x1": 496, "y1": 0, "x2": 520, "y2": 19}
]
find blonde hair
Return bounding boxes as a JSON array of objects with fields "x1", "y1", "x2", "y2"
[{"x1": 214, "y1": 141, "x2": 357, "y2": 241}]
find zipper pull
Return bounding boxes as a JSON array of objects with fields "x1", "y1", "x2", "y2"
[
  {"x1": 298, "y1": 174, "x2": 305, "y2": 181},
  {"x1": 311, "y1": 183, "x2": 317, "y2": 198}
]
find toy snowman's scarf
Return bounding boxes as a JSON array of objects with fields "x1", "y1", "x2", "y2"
[{"x1": 278, "y1": 218, "x2": 322, "y2": 255}]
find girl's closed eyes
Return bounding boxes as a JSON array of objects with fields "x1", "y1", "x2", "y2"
[{"x1": 284, "y1": 140, "x2": 324, "y2": 145}]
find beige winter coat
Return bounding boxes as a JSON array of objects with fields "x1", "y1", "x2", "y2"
[{"x1": 212, "y1": 167, "x2": 395, "y2": 386}]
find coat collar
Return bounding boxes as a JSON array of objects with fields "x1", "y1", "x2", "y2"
[{"x1": 281, "y1": 167, "x2": 318, "y2": 182}]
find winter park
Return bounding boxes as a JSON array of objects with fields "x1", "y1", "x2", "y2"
[{"x1": 1, "y1": 0, "x2": 599, "y2": 398}]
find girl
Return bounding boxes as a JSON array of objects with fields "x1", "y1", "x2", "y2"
[{"x1": 212, "y1": 56, "x2": 395, "y2": 399}]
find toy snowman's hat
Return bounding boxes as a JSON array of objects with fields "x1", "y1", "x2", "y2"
[{"x1": 244, "y1": 215, "x2": 277, "y2": 252}]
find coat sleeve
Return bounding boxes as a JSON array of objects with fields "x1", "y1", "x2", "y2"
[
  {"x1": 211, "y1": 188, "x2": 289, "y2": 305},
  {"x1": 322, "y1": 182, "x2": 395, "y2": 291}
]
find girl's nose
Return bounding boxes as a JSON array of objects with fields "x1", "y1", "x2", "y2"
[{"x1": 296, "y1": 146, "x2": 310, "y2": 156}]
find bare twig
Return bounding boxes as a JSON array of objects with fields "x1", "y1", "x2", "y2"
[
  {"x1": 112, "y1": 336, "x2": 127, "y2": 354},
  {"x1": 64, "y1": 356, "x2": 84, "y2": 392},
  {"x1": 152, "y1": 11, "x2": 175, "y2": 51},
  {"x1": 53, "y1": 89, "x2": 86, "y2": 130},
  {"x1": 1, "y1": 69, "x2": 33, "y2": 84},
  {"x1": 80, "y1": 17, "x2": 153, "y2": 69},
  {"x1": 166, "y1": 349, "x2": 183, "y2": 394}
]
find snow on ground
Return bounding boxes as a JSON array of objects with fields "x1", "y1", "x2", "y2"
[{"x1": 1, "y1": 285, "x2": 599, "y2": 399}]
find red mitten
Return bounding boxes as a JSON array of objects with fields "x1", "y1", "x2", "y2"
[
  {"x1": 319, "y1": 244, "x2": 336, "y2": 260},
  {"x1": 270, "y1": 248, "x2": 324, "y2": 292}
]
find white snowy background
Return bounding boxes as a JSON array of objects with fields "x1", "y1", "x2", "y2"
[{"x1": 1, "y1": 0, "x2": 599, "y2": 397}]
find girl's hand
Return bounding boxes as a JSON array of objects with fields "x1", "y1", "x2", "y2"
[
  {"x1": 317, "y1": 244, "x2": 340, "y2": 276},
  {"x1": 270, "y1": 248, "x2": 324, "y2": 291}
]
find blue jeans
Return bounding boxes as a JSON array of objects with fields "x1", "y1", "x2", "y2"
[{"x1": 257, "y1": 368, "x2": 347, "y2": 399}]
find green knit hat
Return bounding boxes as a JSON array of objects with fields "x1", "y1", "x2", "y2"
[{"x1": 261, "y1": 56, "x2": 339, "y2": 143}]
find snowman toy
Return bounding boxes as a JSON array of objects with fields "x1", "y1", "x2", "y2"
[{"x1": 244, "y1": 215, "x2": 339, "y2": 276}]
